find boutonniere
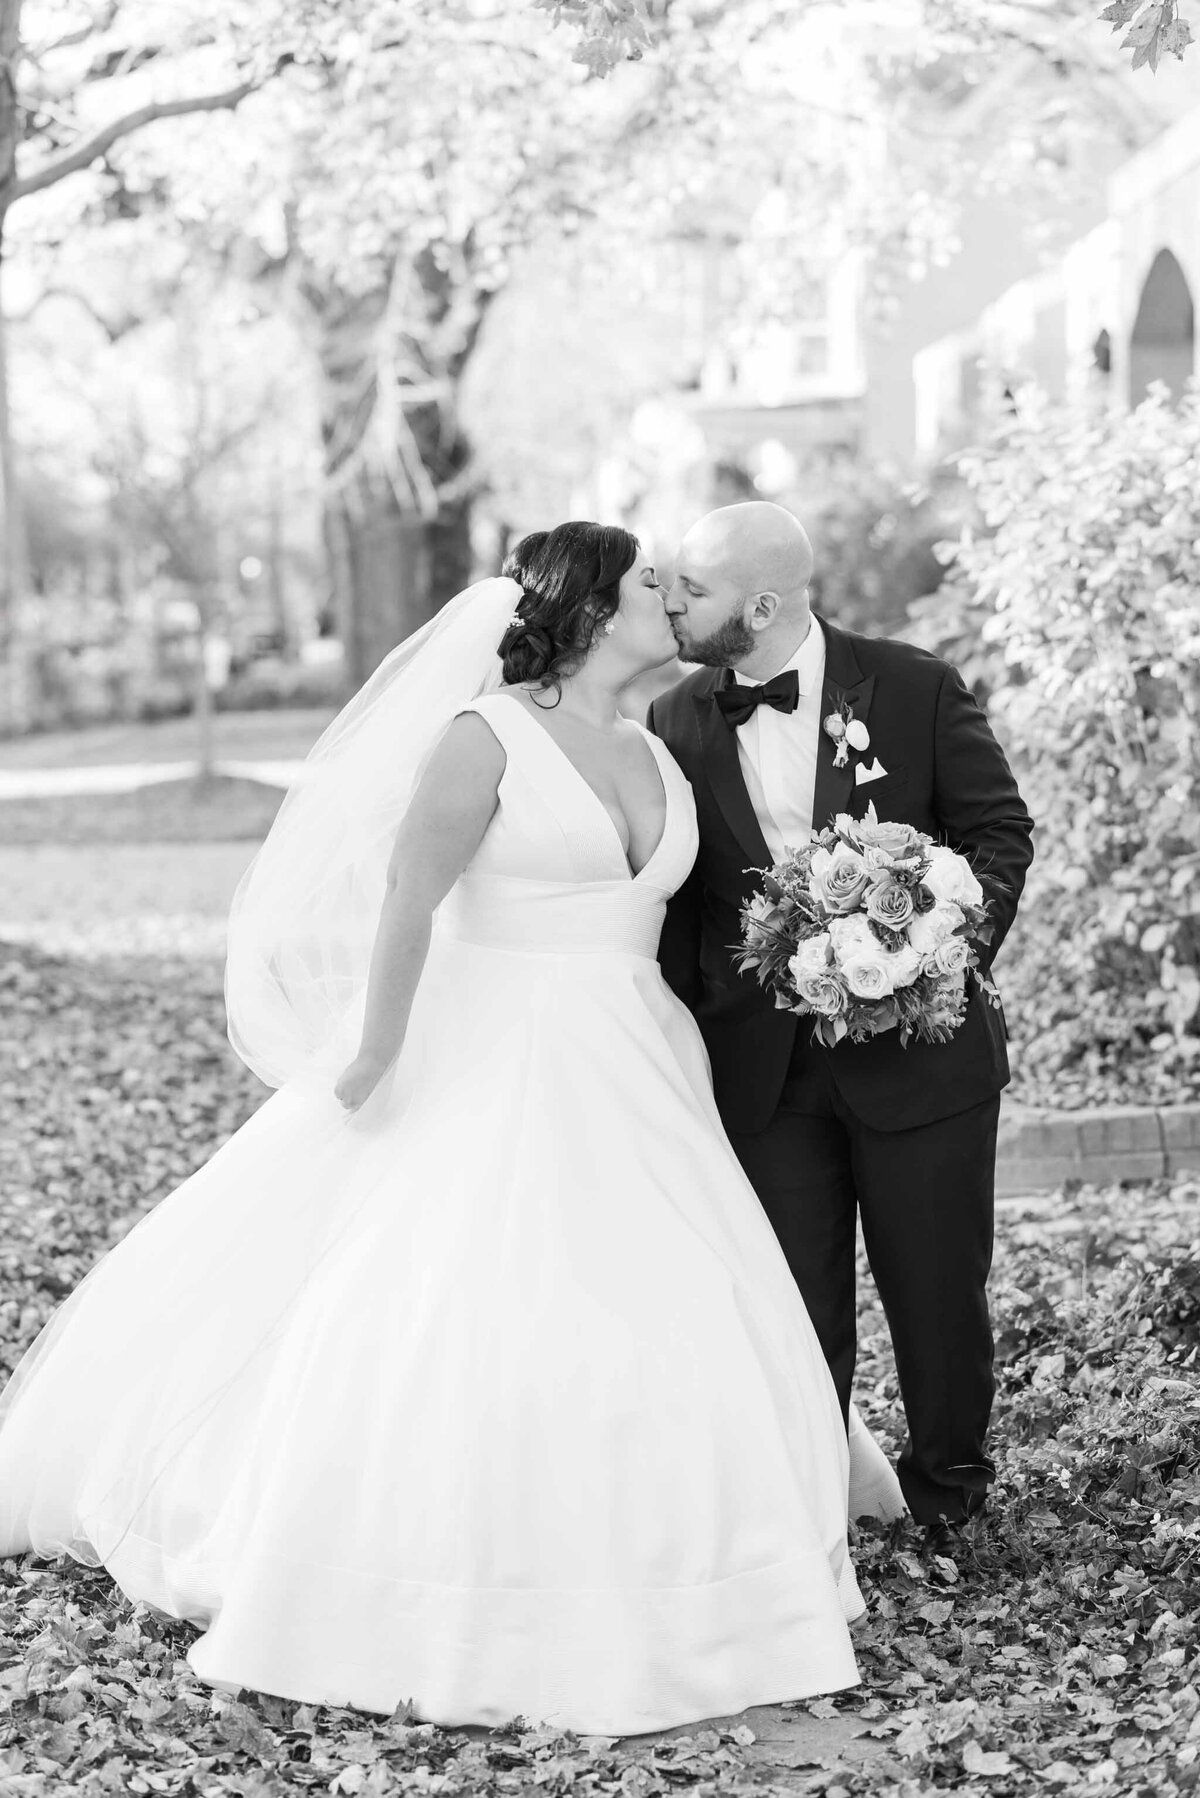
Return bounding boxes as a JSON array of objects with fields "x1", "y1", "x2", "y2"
[{"x1": 823, "y1": 697, "x2": 870, "y2": 769}]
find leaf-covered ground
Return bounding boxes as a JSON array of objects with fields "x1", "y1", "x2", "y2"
[{"x1": 1, "y1": 937, "x2": 1198, "y2": 1794}]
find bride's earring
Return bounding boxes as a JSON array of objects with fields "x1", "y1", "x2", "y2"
[{"x1": 602, "y1": 617, "x2": 617, "y2": 636}]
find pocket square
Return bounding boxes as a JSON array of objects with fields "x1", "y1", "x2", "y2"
[{"x1": 855, "y1": 757, "x2": 888, "y2": 785}]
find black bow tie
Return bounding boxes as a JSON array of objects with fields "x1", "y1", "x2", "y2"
[{"x1": 713, "y1": 669, "x2": 800, "y2": 730}]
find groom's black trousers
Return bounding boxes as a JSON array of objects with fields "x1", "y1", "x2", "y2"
[{"x1": 726, "y1": 1041, "x2": 998, "y2": 1529}]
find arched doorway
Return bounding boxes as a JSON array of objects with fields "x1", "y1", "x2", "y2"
[{"x1": 1129, "y1": 249, "x2": 1195, "y2": 405}]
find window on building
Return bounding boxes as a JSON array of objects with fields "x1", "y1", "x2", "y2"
[
  {"x1": 794, "y1": 326, "x2": 831, "y2": 380},
  {"x1": 1130, "y1": 249, "x2": 1195, "y2": 406}
]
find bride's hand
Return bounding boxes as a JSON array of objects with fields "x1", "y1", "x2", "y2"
[{"x1": 334, "y1": 1052, "x2": 391, "y2": 1112}]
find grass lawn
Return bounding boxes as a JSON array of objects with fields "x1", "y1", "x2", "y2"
[
  {"x1": 0, "y1": 707, "x2": 335, "y2": 773},
  {"x1": 0, "y1": 937, "x2": 1197, "y2": 1796},
  {"x1": 0, "y1": 775, "x2": 286, "y2": 847}
]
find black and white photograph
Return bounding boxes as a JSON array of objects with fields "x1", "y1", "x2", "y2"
[{"x1": 0, "y1": 2, "x2": 1198, "y2": 1793}]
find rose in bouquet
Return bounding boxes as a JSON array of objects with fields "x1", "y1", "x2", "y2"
[{"x1": 733, "y1": 805, "x2": 995, "y2": 1047}]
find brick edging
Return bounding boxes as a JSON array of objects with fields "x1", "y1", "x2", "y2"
[{"x1": 997, "y1": 1100, "x2": 1200, "y2": 1196}]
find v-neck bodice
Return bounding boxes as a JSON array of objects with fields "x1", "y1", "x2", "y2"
[
  {"x1": 458, "y1": 692, "x2": 697, "y2": 890},
  {"x1": 436, "y1": 693, "x2": 699, "y2": 959},
  {"x1": 491, "y1": 694, "x2": 675, "y2": 878}
]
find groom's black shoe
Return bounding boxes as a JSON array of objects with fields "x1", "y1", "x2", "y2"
[
  {"x1": 921, "y1": 1518, "x2": 964, "y2": 1558},
  {"x1": 920, "y1": 1509, "x2": 989, "y2": 1563},
  {"x1": 918, "y1": 1466, "x2": 992, "y2": 1559}
]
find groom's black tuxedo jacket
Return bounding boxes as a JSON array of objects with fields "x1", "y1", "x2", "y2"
[{"x1": 647, "y1": 615, "x2": 1036, "y2": 1135}]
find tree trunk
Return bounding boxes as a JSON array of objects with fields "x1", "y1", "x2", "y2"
[
  {"x1": 182, "y1": 479, "x2": 221, "y2": 781},
  {"x1": 0, "y1": 3, "x2": 29, "y2": 726},
  {"x1": 430, "y1": 487, "x2": 474, "y2": 613},
  {"x1": 0, "y1": 273, "x2": 27, "y2": 637},
  {"x1": 265, "y1": 471, "x2": 297, "y2": 659},
  {"x1": 328, "y1": 477, "x2": 475, "y2": 691},
  {"x1": 193, "y1": 616, "x2": 215, "y2": 781},
  {"x1": 328, "y1": 488, "x2": 431, "y2": 689},
  {"x1": 0, "y1": 1, "x2": 26, "y2": 661},
  {"x1": 0, "y1": 261, "x2": 35, "y2": 729},
  {"x1": 310, "y1": 254, "x2": 486, "y2": 690}
]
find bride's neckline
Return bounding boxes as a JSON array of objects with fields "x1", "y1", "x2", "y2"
[{"x1": 490, "y1": 693, "x2": 669, "y2": 881}]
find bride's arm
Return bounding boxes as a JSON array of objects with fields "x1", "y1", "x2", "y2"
[{"x1": 334, "y1": 713, "x2": 506, "y2": 1110}]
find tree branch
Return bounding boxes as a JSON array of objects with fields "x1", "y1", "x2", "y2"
[
  {"x1": 8, "y1": 55, "x2": 293, "y2": 205},
  {"x1": 8, "y1": 283, "x2": 142, "y2": 340},
  {"x1": 373, "y1": 29, "x2": 543, "y2": 62},
  {"x1": 27, "y1": 2, "x2": 119, "y2": 61},
  {"x1": 84, "y1": 44, "x2": 169, "y2": 84}
]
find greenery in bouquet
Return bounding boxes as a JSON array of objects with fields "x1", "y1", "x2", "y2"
[{"x1": 733, "y1": 806, "x2": 995, "y2": 1048}]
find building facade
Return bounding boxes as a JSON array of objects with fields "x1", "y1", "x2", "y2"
[{"x1": 912, "y1": 101, "x2": 1200, "y2": 461}]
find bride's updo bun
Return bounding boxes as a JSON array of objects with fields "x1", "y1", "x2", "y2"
[{"x1": 499, "y1": 522, "x2": 639, "y2": 695}]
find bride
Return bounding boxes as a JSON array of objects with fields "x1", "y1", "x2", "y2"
[{"x1": 0, "y1": 521, "x2": 902, "y2": 1736}]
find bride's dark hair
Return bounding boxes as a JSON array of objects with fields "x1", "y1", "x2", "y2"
[{"x1": 499, "y1": 522, "x2": 639, "y2": 696}]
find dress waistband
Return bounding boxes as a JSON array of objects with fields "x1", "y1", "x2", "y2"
[{"x1": 437, "y1": 875, "x2": 667, "y2": 960}]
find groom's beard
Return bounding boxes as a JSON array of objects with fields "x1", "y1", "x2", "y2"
[{"x1": 672, "y1": 613, "x2": 756, "y2": 667}]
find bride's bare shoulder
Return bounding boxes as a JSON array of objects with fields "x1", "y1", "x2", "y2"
[
  {"x1": 481, "y1": 684, "x2": 544, "y2": 720},
  {"x1": 424, "y1": 708, "x2": 508, "y2": 792}
]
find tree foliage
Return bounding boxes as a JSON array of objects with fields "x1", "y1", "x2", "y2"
[
  {"x1": 2, "y1": 0, "x2": 1192, "y2": 687},
  {"x1": 3, "y1": 1, "x2": 624, "y2": 673},
  {"x1": 544, "y1": 0, "x2": 1197, "y2": 75},
  {"x1": 765, "y1": 457, "x2": 966, "y2": 638},
  {"x1": 532, "y1": 0, "x2": 659, "y2": 77},
  {"x1": 1099, "y1": 0, "x2": 1195, "y2": 70}
]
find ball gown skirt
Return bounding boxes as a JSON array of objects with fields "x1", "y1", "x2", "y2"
[{"x1": 0, "y1": 695, "x2": 897, "y2": 1735}]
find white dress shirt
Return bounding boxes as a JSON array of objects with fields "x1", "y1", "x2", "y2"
[{"x1": 731, "y1": 617, "x2": 826, "y2": 862}]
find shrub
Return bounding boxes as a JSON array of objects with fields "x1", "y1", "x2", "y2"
[
  {"x1": 921, "y1": 382, "x2": 1200, "y2": 1104},
  {"x1": 802, "y1": 456, "x2": 967, "y2": 636},
  {"x1": 724, "y1": 453, "x2": 967, "y2": 636},
  {"x1": 215, "y1": 654, "x2": 347, "y2": 712}
]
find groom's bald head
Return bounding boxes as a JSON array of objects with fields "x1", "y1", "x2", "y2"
[
  {"x1": 683, "y1": 503, "x2": 814, "y2": 597},
  {"x1": 667, "y1": 502, "x2": 815, "y2": 671}
]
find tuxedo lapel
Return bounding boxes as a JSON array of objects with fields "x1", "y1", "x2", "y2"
[
  {"x1": 811, "y1": 616, "x2": 876, "y2": 829},
  {"x1": 691, "y1": 682, "x2": 772, "y2": 870},
  {"x1": 687, "y1": 618, "x2": 878, "y2": 860}
]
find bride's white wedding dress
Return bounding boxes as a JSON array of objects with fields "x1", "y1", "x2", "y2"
[{"x1": 0, "y1": 693, "x2": 901, "y2": 1735}]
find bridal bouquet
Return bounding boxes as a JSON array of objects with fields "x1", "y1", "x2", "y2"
[{"x1": 733, "y1": 806, "x2": 994, "y2": 1047}]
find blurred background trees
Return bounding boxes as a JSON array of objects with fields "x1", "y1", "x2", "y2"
[{"x1": 3, "y1": 0, "x2": 1192, "y2": 714}]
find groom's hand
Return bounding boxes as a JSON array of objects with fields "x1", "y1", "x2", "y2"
[{"x1": 933, "y1": 663, "x2": 1035, "y2": 961}]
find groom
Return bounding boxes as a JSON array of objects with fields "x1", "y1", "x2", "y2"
[{"x1": 647, "y1": 502, "x2": 1035, "y2": 1535}]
